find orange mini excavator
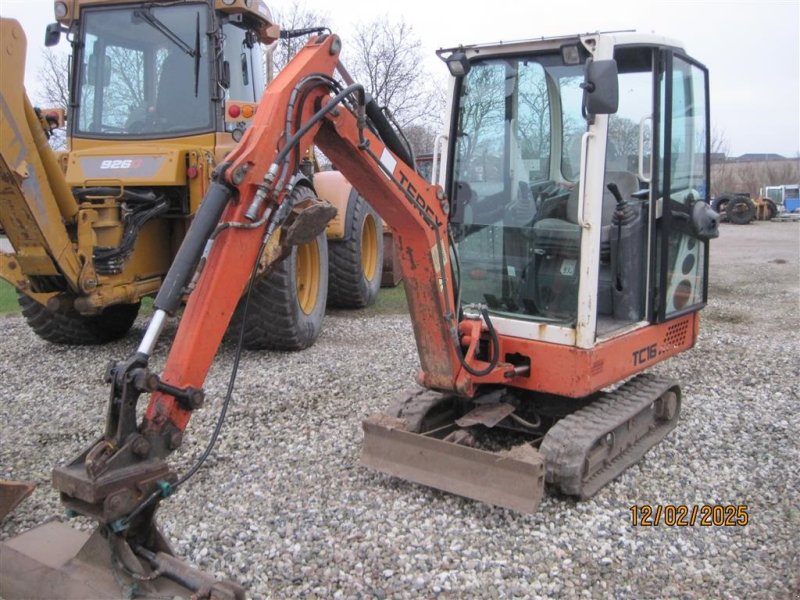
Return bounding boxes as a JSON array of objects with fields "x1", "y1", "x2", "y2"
[{"x1": 0, "y1": 28, "x2": 717, "y2": 599}]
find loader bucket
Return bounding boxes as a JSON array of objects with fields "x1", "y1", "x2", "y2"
[
  {"x1": 361, "y1": 415, "x2": 545, "y2": 514},
  {"x1": 0, "y1": 479, "x2": 35, "y2": 522}
]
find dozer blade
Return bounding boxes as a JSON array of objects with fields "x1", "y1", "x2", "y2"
[
  {"x1": 0, "y1": 479, "x2": 35, "y2": 521},
  {"x1": 361, "y1": 415, "x2": 544, "y2": 514}
]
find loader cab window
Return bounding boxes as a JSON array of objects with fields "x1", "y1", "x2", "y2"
[
  {"x1": 221, "y1": 22, "x2": 265, "y2": 104},
  {"x1": 74, "y1": 4, "x2": 212, "y2": 138},
  {"x1": 450, "y1": 53, "x2": 586, "y2": 325}
]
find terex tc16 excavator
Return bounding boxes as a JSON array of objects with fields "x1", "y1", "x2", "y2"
[{"x1": 0, "y1": 27, "x2": 717, "y2": 599}]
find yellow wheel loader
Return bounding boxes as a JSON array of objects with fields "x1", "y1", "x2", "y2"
[{"x1": 0, "y1": 0, "x2": 384, "y2": 350}]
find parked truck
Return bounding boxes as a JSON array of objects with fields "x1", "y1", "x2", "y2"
[{"x1": 762, "y1": 184, "x2": 800, "y2": 214}]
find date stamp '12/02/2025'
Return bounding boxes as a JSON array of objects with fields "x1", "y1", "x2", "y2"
[{"x1": 630, "y1": 505, "x2": 749, "y2": 527}]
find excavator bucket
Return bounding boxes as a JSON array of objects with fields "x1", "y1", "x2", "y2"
[
  {"x1": 0, "y1": 522, "x2": 244, "y2": 599},
  {"x1": 361, "y1": 415, "x2": 545, "y2": 514},
  {"x1": 0, "y1": 479, "x2": 35, "y2": 521}
]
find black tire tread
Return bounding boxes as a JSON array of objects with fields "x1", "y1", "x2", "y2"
[
  {"x1": 327, "y1": 195, "x2": 383, "y2": 309},
  {"x1": 18, "y1": 294, "x2": 140, "y2": 345},
  {"x1": 232, "y1": 232, "x2": 328, "y2": 352},
  {"x1": 727, "y1": 196, "x2": 755, "y2": 225}
]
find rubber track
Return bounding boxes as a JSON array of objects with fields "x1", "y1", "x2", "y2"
[
  {"x1": 385, "y1": 387, "x2": 454, "y2": 433},
  {"x1": 539, "y1": 373, "x2": 680, "y2": 499}
]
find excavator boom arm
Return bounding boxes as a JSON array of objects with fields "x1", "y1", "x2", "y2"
[
  {"x1": 52, "y1": 33, "x2": 507, "y2": 539},
  {"x1": 143, "y1": 33, "x2": 480, "y2": 439}
]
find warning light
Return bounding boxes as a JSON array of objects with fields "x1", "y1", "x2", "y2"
[
  {"x1": 187, "y1": 166, "x2": 199, "y2": 179},
  {"x1": 242, "y1": 105, "x2": 254, "y2": 119},
  {"x1": 228, "y1": 104, "x2": 241, "y2": 118}
]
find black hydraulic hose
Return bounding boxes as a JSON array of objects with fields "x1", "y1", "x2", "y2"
[
  {"x1": 273, "y1": 83, "x2": 366, "y2": 169},
  {"x1": 153, "y1": 182, "x2": 232, "y2": 315},
  {"x1": 283, "y1": 75, "x2": 340, "y2": 184},
  {"x1": 459, "y1": 306, "x2": 500, "y2": 377},
  {"x1": 280, "y1": 27, "x2": 331, "y2": 40},
  {"x1": 364, "y1": 93, "x2": 415, "y2": 168}
]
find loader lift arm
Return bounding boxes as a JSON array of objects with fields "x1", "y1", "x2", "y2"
[{"x1": 49, "y1": 32, "x2": 511, "y2": 596}]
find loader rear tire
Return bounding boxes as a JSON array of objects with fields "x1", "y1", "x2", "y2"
[
  {"x1": 18, "y1": 294, "x2": 140, "y2": 345},
  {"x1": 727, "y1": 197, "x2": 755, "y2": 224},
  {"x1": 327, "y1": 194, "x2": 383, "y2": 308},
  {"x1": 763, "y1": 198, "x2": 777, "y2": 220},
  {"x1": 232, "y1": 231, "x2": 328, "y2": 351}
]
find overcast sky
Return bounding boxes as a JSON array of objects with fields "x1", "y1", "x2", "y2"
[{"x1": 2, "y1": 0, "x2": 798, "y2": 157}]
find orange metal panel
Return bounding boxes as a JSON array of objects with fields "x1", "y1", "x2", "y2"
[{"x1": 469, "y1": 313, "x2": 700, "y2": 398}]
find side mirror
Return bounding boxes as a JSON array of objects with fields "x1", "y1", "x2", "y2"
[
  {"x1": 45, "y1": 23, "x2": 61, "y2": 47},
  {"x1": 582, "y1": 58, "x2": 619, "y2": 119},
  {"x1": 690, "y1": 199, "x2": 720, "y2": 240}
]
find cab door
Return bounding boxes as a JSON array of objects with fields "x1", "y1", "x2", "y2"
[{"x1": 652, "y1": 51, "x2": 711, "y2": 322}]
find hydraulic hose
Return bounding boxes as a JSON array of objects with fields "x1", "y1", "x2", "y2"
[
  {"x1": 459, "y1": 306, "x2": 500, "y2": 378},
  {"x1": 364, "y1": 93, "x2": 415, "y2": 168},
  {"x1": 153, "y1": 182, "x2": 232, "y2": 315}
]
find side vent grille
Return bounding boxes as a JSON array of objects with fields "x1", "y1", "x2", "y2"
[{"x1": 660, "y1": 319, "x2": 690, "y2": 355}]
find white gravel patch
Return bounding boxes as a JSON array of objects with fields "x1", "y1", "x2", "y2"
[{"x1": 1, "y1": 222, "x2": 798, "y2": 599}]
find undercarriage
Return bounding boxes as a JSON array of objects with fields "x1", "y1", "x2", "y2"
[{"x1": 362, "y1": 373, "x2": 681, "y2": 511}]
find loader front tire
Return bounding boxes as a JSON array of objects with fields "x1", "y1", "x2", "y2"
[
  {"x1": 18, "y1": 294, "x2": 140, "y2": 345},
  {"x1": 233, "y1": 231, "x2": 329, "y2": 351},
  {"x1": 327, "y1": 194, "x2": 383, "y2": 308}
]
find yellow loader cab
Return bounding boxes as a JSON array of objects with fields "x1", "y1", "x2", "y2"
[{"x1": 0, "y1": 0, "x2": 383, "y2": 347}]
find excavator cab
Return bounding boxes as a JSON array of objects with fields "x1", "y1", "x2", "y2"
[
  {"x1": 447, "y1": 37, "x2": 712, "y2": 342},
  {"x1": 363, "y1": 33, "x2": 717, "y2": 510}
]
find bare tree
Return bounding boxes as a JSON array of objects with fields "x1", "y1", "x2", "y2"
[
  {"x1": 36, "y1": 48, "x2": 70, "y2": 109},
  {"x1": 344, "y1": 16, "x2": 443, "y2": 132},
  {"x1": 269, "y1": 1, "x2": 330, "y2": 73},
  {"x1": 35, "y1": 48, "x2": 71, "y2": 149},
  {"x1": 403, "y1": 124, "x2": 438, "y2": 156}
]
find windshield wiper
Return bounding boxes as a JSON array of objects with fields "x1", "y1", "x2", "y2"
[
  {"x1": 193, "y1": 13, "x2": 200, "y2": 97},
  {"x1": 134, "y1": 8, "x2": 196, "y2": 57}
]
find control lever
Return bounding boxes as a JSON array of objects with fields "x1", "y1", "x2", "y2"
[
  {"x1": 607, "y1": 182, "x2": 624, "y2": 206},
  {"x1": 607, "y1": 183, "x2": 636, "y2": 225}
]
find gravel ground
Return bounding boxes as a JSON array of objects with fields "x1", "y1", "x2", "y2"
[{"x1": 1, "y1": 221, "x2": 798, "y2": 599}]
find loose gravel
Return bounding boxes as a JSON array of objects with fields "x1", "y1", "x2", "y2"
[{"x1": 1, "y1": 221, "x2": 798, "y2": 599}]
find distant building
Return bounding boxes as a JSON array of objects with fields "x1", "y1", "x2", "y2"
[{"x1": 728, "y1": 153, "x2": 789, "y2": 163}]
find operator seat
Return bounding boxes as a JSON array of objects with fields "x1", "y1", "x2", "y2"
[
  {"x1": 521, "y1": 171, "x2": 640, "y2": 319},
  {"x1": 532, "y1": 170, "x2": 640, "y2": 255}
]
